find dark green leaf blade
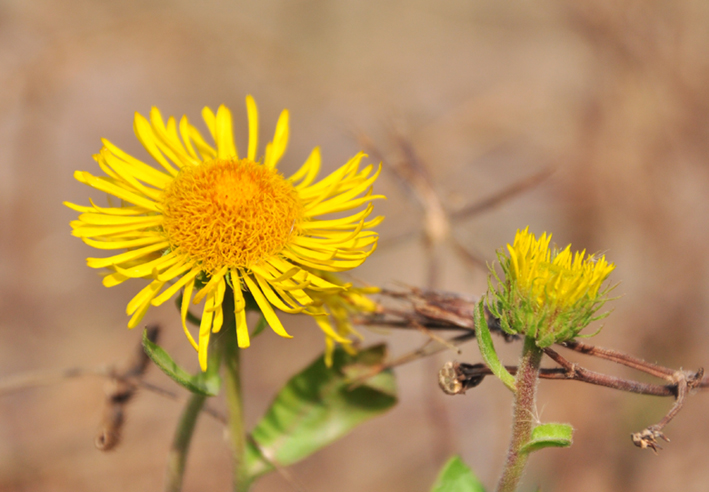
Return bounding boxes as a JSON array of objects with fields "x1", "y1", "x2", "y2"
[
  {"x1": 520, "y1": 423, "x2": 574, "y2": 454},
  {"x1": 245, "y1": 345, "x2": 397, "y2": 478},
  {"x1": 474, "y1": 302, "x2": 516, "y2": 392},
  {"x1": 142, "y1": 329, "x2": 220, "y2": 396},
  {"x1": 431, "y1": 456, "x2": 486, "y2": 492}
]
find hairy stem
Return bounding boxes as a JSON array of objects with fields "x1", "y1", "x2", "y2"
[
  {"x1": 164, "y1": 392, "x2": 207, "y2": 492},
  {"x1": 496, "y1": 336, "x2": 543, "y2": 492}
]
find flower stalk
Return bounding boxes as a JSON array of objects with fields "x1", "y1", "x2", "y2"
[
  {"x1": 221, "y1": 288, "x2": 251, "y2": 492},
  {"x1": 224, "y1": 337, "x2": 250, "y2": 492},
  {"x1": 496, "y1": 336, "x2": 543, "y2": 492},
  {"x1": 164, "y1": 392, "x2": 207, "y2": 492}
]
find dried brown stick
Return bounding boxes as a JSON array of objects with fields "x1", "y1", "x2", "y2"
[
  {"x1": 544, "y1": 347, "x2": 705, "y2": 452},
  {"x1": 0, "y1": 366, "x2": 107, "y2": 396},
  {"x1": 541, "y1": 348, "x2": 676, "y2": 396},
  {"x1": 95, "y1": 324, "x2": 160, "y2": 451},
  {"x1": 0, "y1": 363, "x2": 228, "y2": 423},
  {"x1": 440, "y1": 360, "x2": 676, "y2": 397},
  {"x1": 562, "y1": 339, "x2": 677, "y2": 380},
  {"x1": 629, "y1": 368, "x2": 705, "y2": 453},
  {"x1": 450, "y1": 167, "x2": 554, "y2": 221},
  {"x1": 388, "y1": 332, "x2": 477, "y2": 371},
  {"x1": 137, "y1": 380, "x2": 227, "y2": 424}
]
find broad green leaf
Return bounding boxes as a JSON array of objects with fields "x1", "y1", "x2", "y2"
[
  {"x1": 142, "y1": 329, "x2": 221, "y2": 396},
  {"x1": 245, "y1": 345, "x2": 397, "y2": 478},
  {"x1": 340, "y1": 344, "x2": 396, "y2": 397},
  {"x1": 520, "y1": 423, "x2": 574, "y2": 454},
  {"x1": 431, "y1": 456, "x2": 486, "y2": 492},
  {"x1": 474, "y1": 302, "x2": 516, "y2": 392}
]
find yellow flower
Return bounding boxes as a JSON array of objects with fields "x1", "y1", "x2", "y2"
[
  {"x1": 488, "y1": 227, "x2": 615, "y2": 346},
  {"x1": 507, "y1": 227, "x2": 615, "y2": 312},
  {"x1": 66, "y1": 96, "x2": 384, "y2": 370}
]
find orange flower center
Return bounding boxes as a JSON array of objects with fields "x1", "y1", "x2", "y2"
[{"x1": 161, "y1": 158, "x2": 304, "y2": 272}]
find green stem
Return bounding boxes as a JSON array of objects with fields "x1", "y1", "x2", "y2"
[
  {"x1": 496, "y1": 336, "x2": 543, "y2": 492},
  {"x1": 223, "y1": 305, "x2": 251, "y2": 492},
  {"x1": 164, "y1": 392, "x2": 207, "y2": 492}
]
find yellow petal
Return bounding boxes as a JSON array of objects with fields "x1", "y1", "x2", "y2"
[
  {"x1": 233, "y1": 283, "x2": 250, "y2": 348},
  {"x1": 86, "y1": 241, "x2": 170, "y2": 269},
  {"x1": 246, "y1": 95, "x2": 259, "y2": 161},
  {"x1": 215, "y1": 105, "x2": 238, "y2": 159},
  {"x1": 289, "y1": 147, "x2": 321, "y2": 188},
  {"x1": 243, "y1": 274, "x2": 292, "y2": 338},
  {"x1": 73, "y1": 171, "x2": 159, "y2": 212},
  {"x1": 152, "y1": 267, "x2": 201, "y2": 306},
  {"x1": 133, "y1": 113, "x2": 179, "y2": 176},
  {"x1": 181, "y1": 279, "x2": 199, "y2": 351},
  {"x1": 264, "y1": 109, "x2": 289, "y2": 169}
]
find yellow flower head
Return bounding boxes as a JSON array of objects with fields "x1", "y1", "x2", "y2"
[
  {"x1": 488, "y1": 227, "x2": 615, "y2": 346},
  {"x1": 66, "y1": 96, "x2": 384, "y2": 370},
  {"x1": 507, "y1": 227, "x2": 615, "y2": 312}
]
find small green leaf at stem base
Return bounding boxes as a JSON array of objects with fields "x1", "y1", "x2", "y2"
[
  {"x1": 245, "y1": 344, "x2": 397, "y2": 479},
  {"x1": 142, "y1": 329, "x2": 221, "y2": 396},
  {"x1": 474, "y1": 302, "x2": 516, "y2": 392},
  {"x1": 519, "y1": 423, "x2": 574, "y2": 454},
  {"x1": 431, "y1": 456, "x2": 486, "y2": 492}
]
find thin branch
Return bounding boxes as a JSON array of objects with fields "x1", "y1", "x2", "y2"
[
  {"x1": 0, "y1": 328, "x2": 228, "y2": 427},
  {"x1": 450, "y1": 168, "x2": 554, "y2": 221},
  {"x1": 96, "y1": 324, "x2": 159, "y2": 451},
  {"x1": 630, "y1": 368, "x2": 705, "y2": 453},
  {"x1": 544, "y1": 347, "x2": 705, "y2": 452},
  {"x1": 137, "y1": 380, "x2": 226, "y2": 424},
  {"x1": 562, "y1": 339, "x2": 677, "y2": 380},
  {"x1": 439, "y1": 360, "x2": 676, "y2": 397},
  {"x1": 385, "y1": 332, "x2": 477, "y2": 371},
  {"x1": 0, "y1": 366, "x2": 108, "y2": 396}
]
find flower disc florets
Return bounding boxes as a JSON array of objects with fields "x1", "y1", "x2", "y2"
[
  {"x1": 161, "y1": 158, "x2": 304, "y2": 273},
  {"x1": 487, "y1": 227, "x2": 615, "y2": 347}
]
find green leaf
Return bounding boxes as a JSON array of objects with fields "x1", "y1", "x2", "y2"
[
  {"x1": 340, "y1": 344, "x2": 396, "y2": 397},
  {"x1": 430, "y1": 456, "x2": 486, "y2": 492},
  {"x1": 250, "y1": 314, "x2": 268, "y2": 339},
  {"x1": 520, "y1": 423, "x2": 574, "y2": 454},
  {"x1": 245, "y1": 345, "x2": 397, "y2": 479},
  {"x1": 142, "y1": 329, "x2": 221, "y2": 396},
  {"x1": 474, "y1": 302, "x2": 516, "y2": 392}
]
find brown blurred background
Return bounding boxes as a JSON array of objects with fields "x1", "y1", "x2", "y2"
[{"x1": 1, "y1": 0, "x2": 709, "y2": 491}]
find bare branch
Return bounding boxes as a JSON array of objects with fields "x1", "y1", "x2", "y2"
[
  {"x1": 439, "y1": 359, "x2": 676, "y2": 397},
  {"x1": 562, "y1": 339, "x2": 677, "y2": 380},
  {"x1": 450, "y1": 167, "x2": 554, "y2": 221}
]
